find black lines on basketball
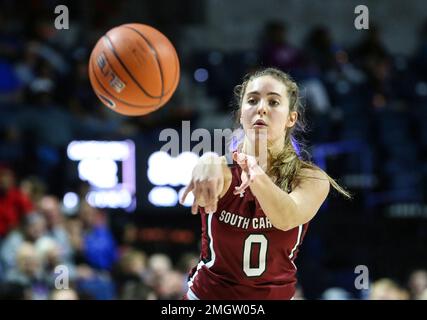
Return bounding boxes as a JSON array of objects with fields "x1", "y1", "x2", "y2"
[
  {"x1": 124, "y1": 26, "x2": 165, "y2": 98},
  {"x1": 90, "y1": 57, "x2": 158, "y2": 109},
  {"x1": 103, "y1": 35, "x2": 162, "y2": 99}
]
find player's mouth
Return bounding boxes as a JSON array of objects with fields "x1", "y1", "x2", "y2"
[{"x1": 253, "y1": 119, "x2": 268, "y2": 128}]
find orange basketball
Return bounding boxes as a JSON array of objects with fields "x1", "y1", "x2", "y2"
[{"x1": 88, "y1": 23, "x2": 180, "y2": 116}]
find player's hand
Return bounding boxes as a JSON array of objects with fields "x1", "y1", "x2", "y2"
[
  {"x1": 180, "y1": 153, "x2": 224, "y2": 215},
  {"x1": 232, "y1": 152, "x2": 263, "y2": 195}
]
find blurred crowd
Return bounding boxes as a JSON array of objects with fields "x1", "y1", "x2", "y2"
[
  {"x1": 0, "y1": 164, "x2": 199, "y2": 300},
  {"x1": 1, "y1": 1, "x2": 427, "y2": 299},
  {"x1": 304, "y1": 270, "x2": 427, "y2": 300}
]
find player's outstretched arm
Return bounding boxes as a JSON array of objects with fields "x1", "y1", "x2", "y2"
[
  {"x1": 180, "y1": 152, "x2": 232, "y2": 215},
  {"x1": 233, "y1": 151, "x2": 330, "y2": 231}
]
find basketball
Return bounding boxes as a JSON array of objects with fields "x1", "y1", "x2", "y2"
[{"x1": 88, "y1": 23, "x2": 180, "y2": 116}]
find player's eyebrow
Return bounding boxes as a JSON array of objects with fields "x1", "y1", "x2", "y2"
[{"x1": 247, "y1": 91, "x2": 282, "y2": 97}]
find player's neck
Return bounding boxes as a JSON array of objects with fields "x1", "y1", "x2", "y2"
[{"x1": 267, "y1": 138, "x2": 285, "y2": 158}]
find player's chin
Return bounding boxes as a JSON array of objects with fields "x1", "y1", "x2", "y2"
[
  {"x1": 255, "y1": 130, "x2": 273, "y2": 142},
  {"x1": 246, "y1": 127, "x2": 269, "y2": 140},
  {"x1": 252, "y1": 125, "x2": 268, "y2": 132}
]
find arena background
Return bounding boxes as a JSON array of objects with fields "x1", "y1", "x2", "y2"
[{"x1": 1, "y1": 0, "x2": 427, "y2": 300}]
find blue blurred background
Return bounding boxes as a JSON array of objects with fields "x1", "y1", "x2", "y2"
[{"x1": 1, "y1": 0, "x2": 427, "y2": 300}]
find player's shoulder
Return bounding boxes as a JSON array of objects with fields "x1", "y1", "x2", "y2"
[
  {"x1": 294, "y1": 167, "x2": 330, "y2": 191},
  {"x1": 299, "y1": 167, "x2": 328, "y2": 180}
]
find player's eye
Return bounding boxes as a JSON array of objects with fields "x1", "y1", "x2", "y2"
[
  {"x1": 269, "y1": 100, "x2": 280, "y2": 107},
  {"x1": 247, "y1": 98, "x2": 258, "y2": 105}
]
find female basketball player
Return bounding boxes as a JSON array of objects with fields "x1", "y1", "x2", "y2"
[{"x1": 180, "y1": 67, "x2": 350, "y2": 300}]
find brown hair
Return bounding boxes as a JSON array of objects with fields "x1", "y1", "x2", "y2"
[{"x1": 233, "y1": 67, "x2": 351, "y2": 198}]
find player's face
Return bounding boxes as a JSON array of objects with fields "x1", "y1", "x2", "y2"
[{"x1": 240, "y1": 75, "x2": 297, "y2": 144}]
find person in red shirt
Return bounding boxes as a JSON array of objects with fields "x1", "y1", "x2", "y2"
[
  {"x1": 0, "y1": 165, "x2": 33, "y2": 238},
  {"x1": 180, "y1": 67, "x2": 350, "y2": 300}
]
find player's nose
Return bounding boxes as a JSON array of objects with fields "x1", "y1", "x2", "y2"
[{"x1": 256, "y1": 99, "x2": 268, "y2": 115}]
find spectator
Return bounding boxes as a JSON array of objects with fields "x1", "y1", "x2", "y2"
[
  {"x1": 74, "y1": 263, "x2": 116, "y2": 300},
  {"x1": 258, "y1": 21, "x2": 303, "y2": 74},
  {"x1": 35, "y1": 236, "x2": 76, "y2": 286},
  {"x1": 351, "y1": 24, "x2": 390, "y2": 71},
  {"x1": 4, "y1": 242, "x2": 50, "y2": 300},
  {"x1": 0, "y1": 212, "x2": 50, "y2": 271},
  {"x1": 303, "y1": 26, "x2": 339, "y2": 74},
  {"x1": 368, "y1": 278, "x2": 409, "y2": 300},
  {"x1": 65, "y1": 216, "x2": 85, "y2": 264},
  {"x1": 78, "y1": 201, "x2": 118, "y2": 271},
  {"x1": 321, "y1": 287, "x2": 352, "y2": 300},
  {"x1": 37, "y1": 195, "x2": 73, "y2": 263},
  {"x1": 50, "y1": 288, "x2": 79, "y2": 300},
  {"x1": 0, "y1": 165, "x2": 33, "y2": 238},
  {"x1": 19, "y1": 175, "x2": 46, "y2": 205},
  {"x1": 146, "y1": 253, "x2": 173, "y2": 291},
  {"x1": 113, "y1": 249, "x2": 153, "y2": 299},
  {"x1": 408, "y1": 269, "x2": 427, "y2": 300},
  {"x1": 156, "y1": 270, "x2": 186, "y2": 300}
]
